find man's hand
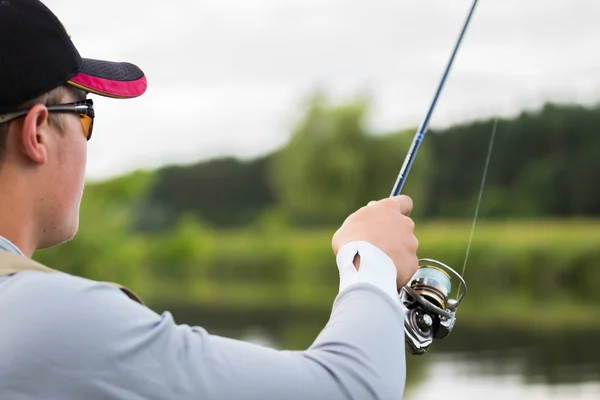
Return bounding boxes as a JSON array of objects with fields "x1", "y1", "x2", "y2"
[{"x1": 332, "y1": 195, "x2": 419, "y2": 288}]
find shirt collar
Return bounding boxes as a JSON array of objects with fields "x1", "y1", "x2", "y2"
[{"x1": 0, "y1": 236, "x2": 24, "y2": 256}]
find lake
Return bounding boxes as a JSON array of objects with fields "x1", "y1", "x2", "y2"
[
  {"x1": 403, "y1": 325, "x2": 600, "y2": 399},
  {"x1": 166, "y1": 304, "x2": 600, "y2": 399}
]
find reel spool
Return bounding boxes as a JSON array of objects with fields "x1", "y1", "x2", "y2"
[{"x1": 399, "y1": 259, "x2": 467, "y2": 355}]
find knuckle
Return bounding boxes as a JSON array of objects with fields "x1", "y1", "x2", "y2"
[
  {"x1": 359, "y1": 202, "x2": 377, "y2": 214},
  {"x1": 353, "y1": 205, "x2": 366, "y2": 215},
  {"x1": 398, "y1": 215, "x2": 415, "y2": 232},
  {"x1": 380, "y1": 198, "x2": 397, "y2": 209}
]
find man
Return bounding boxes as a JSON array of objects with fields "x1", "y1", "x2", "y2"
[{"x1": 0, "y1": 1, "x2": 419, "y2": 399}]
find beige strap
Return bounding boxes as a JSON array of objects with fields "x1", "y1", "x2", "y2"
[
  {"x1": 0, "y1": 251, "x2": 57, "y2": 275},
  {"x1": 0, "y1": 251, "x2": 144, "y2": 304}
]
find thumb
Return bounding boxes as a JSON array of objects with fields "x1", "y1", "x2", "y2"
[{"x1": 390, "y1": 195, "x2": 413, "y2": 216}]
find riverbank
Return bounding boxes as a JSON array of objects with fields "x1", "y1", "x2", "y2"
[{"x1": 35, "y1": 219, "x2": 600, "y2": 329}]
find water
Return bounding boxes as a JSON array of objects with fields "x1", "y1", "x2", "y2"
[
  {"x1": 402, "y1": 324, "x2": 600, "y2": 399},
  {"x1": 165, "y1": 305, "x2": 600, "y2": 399},
  {"x1": 406, "y1": 356, "x2": 600, "y2": 400},
  {"x1": 401, "y1": 325, "x2": 600, "y2": 399}
]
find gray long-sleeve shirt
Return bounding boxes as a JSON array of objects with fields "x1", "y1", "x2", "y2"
[{"x1": 0, "y1": 240, "x2": 407, "y2": 400}]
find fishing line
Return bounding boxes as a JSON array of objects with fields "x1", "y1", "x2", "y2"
[{"x1": 458, "y1": 117, "x2": 498, "y2": 295}]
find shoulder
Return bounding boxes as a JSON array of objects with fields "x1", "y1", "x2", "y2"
[
  {"x1": 0, "y1": 271, "x2": 189, "y2": 398},
  {"x1": 0, "y1": 269, "x2": 140, "y2": 311},
  {"x1": 0, "y1": 270, "x2": 165, "y2": 351}
]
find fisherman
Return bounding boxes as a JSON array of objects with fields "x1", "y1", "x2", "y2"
[{"x1": 0, "y1": 1, "x2": 419, "y2": 399}]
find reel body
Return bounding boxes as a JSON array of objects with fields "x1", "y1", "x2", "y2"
[{"x1": 399, "y1": 259, "x2": 467, "y2": 355}]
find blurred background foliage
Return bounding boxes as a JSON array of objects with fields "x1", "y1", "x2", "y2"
[
  {"x1": 32, "y1": 93, "x2": 600, "y2": 394},
  {"x1": 34, "y1": 93, "x2": 600, "y2": 319}
]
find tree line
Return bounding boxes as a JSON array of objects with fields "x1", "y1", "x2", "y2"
[{"x1": 99, "y1": 95, "x2": 600, "y2": 229}]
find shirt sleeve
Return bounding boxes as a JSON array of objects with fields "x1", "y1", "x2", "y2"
[{"x1": 0, "y1": 270, "x2": 407, "y2": 400}]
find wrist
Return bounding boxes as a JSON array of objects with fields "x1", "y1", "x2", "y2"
[{"x1": 336, "y1": 241, "x2": 400, "y2": 306}]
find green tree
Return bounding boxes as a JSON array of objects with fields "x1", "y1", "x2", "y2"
[
  {"x1": 269, "y1": 93, "x2": 371, "y2": 225},
  {"x1": 269, "y1": 92, "x2": 431, "y2": 224}
]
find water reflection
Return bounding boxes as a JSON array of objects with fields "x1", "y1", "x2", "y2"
[
  {"x1": 433, "y1": 325, "x2": 600, "y2": 386},
  {"x1": 162, "y1": 304, "x2": 600, "y2": 398},
  {"x1": 405, "y1": 356, "x2": 600, "y2": 400},
  {"x1": 404, "y1": 324, "x2": 600, "y2": 399}
]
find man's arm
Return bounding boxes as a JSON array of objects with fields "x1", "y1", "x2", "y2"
[
  {"x1": 0, "y1": 268, "x2": 406, "y2": 400},
  {"x1": 1, "y1": 195, "x2": 418, "y2": 400}
]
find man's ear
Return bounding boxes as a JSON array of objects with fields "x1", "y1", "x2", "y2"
[{"x1": 20, "y1": 104, "x2": 50, "y2": 165}]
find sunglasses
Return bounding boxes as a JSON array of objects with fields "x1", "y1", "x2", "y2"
[{"x1": 0, "y1": 99, "x2": 95, "y2": 141}]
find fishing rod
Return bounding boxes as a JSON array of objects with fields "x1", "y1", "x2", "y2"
[{"x1": 393, "y1": 0, "x2": 482, "y2": 356}]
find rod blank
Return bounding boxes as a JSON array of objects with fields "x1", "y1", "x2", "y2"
[{"x1": 390, "y1": 0, "x2": 480, "y2": 197}]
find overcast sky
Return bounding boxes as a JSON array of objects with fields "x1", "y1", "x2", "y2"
[{"x1": 43, "y1": 0, "x2": 600, "y2": 181}]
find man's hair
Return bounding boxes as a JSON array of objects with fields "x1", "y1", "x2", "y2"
[{"x1": 0, "y1": 85, "x2": 87, "y2": 161}]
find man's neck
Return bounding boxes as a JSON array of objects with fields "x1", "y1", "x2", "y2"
[
  {"x1": 0, "y1": 170, "x2": 38, "y2": 258},
  {"x1": 0, "y1": 218, "x2": 35, "y2": 258}
]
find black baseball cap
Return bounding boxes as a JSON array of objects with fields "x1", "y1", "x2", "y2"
[{"x1": 0, "y1": 0, "x2": 147, "y2": 113}]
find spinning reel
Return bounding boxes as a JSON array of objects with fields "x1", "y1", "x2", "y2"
[{"x1": 399, "y1": 259, "x2": 467, "y2": 355}]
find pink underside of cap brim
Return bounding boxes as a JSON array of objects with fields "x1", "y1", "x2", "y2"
[{"x1": 68, "y1": 72, "x2": 147, "y2": 99}]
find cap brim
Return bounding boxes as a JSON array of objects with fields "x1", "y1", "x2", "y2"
[{"x1": 67, "y1": 58, "x2": 147, "y2": 99}]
